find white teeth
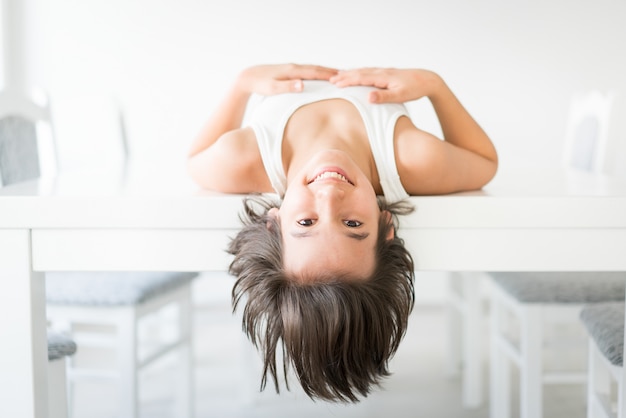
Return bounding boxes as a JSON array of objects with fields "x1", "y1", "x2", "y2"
[{"x1": 314, "y1": 171, "x2": 349, "y2": 183}]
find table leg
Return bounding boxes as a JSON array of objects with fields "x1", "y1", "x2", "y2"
[{"x1": 0, "y1": 229, "x2": 48, "y2": 418}]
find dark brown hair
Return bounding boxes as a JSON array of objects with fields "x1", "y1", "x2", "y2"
[{"x1": 228, "y1": 194, "x2": 415, "y2": 402}]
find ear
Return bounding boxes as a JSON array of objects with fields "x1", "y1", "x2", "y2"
[
  {"x1": 382, "y1": 210, "x2": 395, "y2": 241},
  {"x1": 267, "y1": 207, "x2": 279, "y2": 230}
]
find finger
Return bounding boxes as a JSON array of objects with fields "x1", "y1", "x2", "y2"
[
  {"x1": 270, "y1": 79, "x2": 303, "y2": 94},
  {"x1": 286, "y1": 64, "x2": 338, "y2": 80},
  {"x1": 369, "y1": 89, "x2": 405, "y2": 104},
  {"x1": 330, "y1": 68, "x2": 387, "y2": 85},
  {"x1": 369, "y1": 90, "x2": 388, "y2": 103},
  {"x1": 306, "y1": 64, "x2": 339, "y2": 75},
  {"x1": 335, "y1": 67, "x2": 378, "y2": 77},
  {"x1": 331, "y1": 72, "x2": 389, "y2": 89}
]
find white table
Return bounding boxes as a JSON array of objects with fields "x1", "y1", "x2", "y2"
[{"x1": 1, "y1": 165, "x2": 626, "y2": 417}]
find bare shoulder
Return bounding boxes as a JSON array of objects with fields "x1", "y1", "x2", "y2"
[
  {"x1": 394, "y1": 117, "x2": 497, "y2": 195},
  {"x1": 187, "y1": 127, "x2": 273, "y2": 193}
]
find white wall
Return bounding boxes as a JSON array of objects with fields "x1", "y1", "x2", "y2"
[{"x1": 23, "y1": 0, "x2": 626, "y2": 172}]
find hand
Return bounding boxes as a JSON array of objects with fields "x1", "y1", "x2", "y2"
[
  {"x1": 237, "y1": 64, "x2": 338, "y2": 96},
  {"x1": 330, "y1": 68, "x2": 442, "y2": 104}
]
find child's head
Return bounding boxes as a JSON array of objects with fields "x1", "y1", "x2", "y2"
[
  {"x1": 271, "y1": 148, "x2": 389, "y2": 281},
  {"x1": 228, "y1": 195, "x2": 415, "y2": 402}
]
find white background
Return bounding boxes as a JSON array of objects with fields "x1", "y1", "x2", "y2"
[
  {"x1": 15, "y1": 0, "x2": 626, "y2": 173},
  {"x1": 5, "y1": 0, "x2": 626, "y2": 301}
]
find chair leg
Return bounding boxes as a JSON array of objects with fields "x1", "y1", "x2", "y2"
[
  {"x1": 48, "y1": 358, "x2": 69, "y2": 418},
  {"x1": 53, "y1": 320, "x2": 75, "y2": 418},
  {"x1": 620, "y1": 304, "x2": 626, "y2": 418},
  {"x1": 118, "y1": 309, "x2": 139, "y2": 418},
  {"x1": 520, "y1": 305, "x2": 543, "y2": 418},
  {"x1": 445, "y1": 272, "x2": 462, "y2": 377},
  {"x1": 461, "y1": 272, "x2": 484, "y2": 408},
  {"x1": 490, "y1": 291, "x2": 511, "y2": 418},
  {"x1": 175, "y1": 287, "x2": 194, "y2": 418},
  {"x1": 617, "y1": 360, "x2": 626, "y2": 418},
  {"x1": 587, "y1": 340, "x2": 612, "y2": 418},
  {"x1": 66, "y1": 343, "x2": 76, "y2": 418}
]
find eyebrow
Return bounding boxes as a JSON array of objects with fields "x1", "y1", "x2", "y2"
[{"x1": 290, "y1": 230, "x2": 370, "y2": 241}]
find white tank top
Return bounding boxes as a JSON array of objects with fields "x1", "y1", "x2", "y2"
[{"x1": 246, "y1": 80, "x2": 410, "y2": 203}]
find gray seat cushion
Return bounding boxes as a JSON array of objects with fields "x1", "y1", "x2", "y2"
[
  {"x1": 46, "y1": 272, "x2": 198, "y2": 306},
  {"x1": 0, "y1": 116, "x2": 40, "y2": 185},
  {"x1": 489, "y1": 272, "x2": 626, "y2": 303},
  {"x1": 580, "y1": 302, "x2": 624, "y2": 367},
  {"x1": 48, "y1": 331, "x2": 77, "y2": 361}
]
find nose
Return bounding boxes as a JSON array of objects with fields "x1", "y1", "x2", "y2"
[{"x1": 315, "y1": 184, "x2": 345, "y2": 213}]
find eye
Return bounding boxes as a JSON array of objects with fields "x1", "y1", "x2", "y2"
[
  {"x1": 344, "y1": 220, "x2": 362, "y2": 228},
  {"x1": 298, "y1": 219, "x2": 315, "y2": 227}
]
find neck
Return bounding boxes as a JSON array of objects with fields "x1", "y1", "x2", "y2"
[{"x1": 281, "y1": 99, "x2": 378, "y2": 185}]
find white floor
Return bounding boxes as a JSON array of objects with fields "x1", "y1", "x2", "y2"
[{"x1": 68, "y1": 273, "x2": 588, "y2": 418}]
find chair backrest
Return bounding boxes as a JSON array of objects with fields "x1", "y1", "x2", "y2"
[
  {"x1": 51, "y1": 93, "x2": 129, "y2": 172},
  {"x1": 562, "y1": 90, "x2": 613, "y2": 174},
  {"x1": 0, "y1": 90, "x2": 54, "y2": 187}
]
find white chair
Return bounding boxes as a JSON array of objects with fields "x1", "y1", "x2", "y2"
[
  {"x1": 580, "y1": 302, "x2": 625, "y2": 418},
  {"x1": 0, "y1": 89, "x2": 55, "y2": 186},
  {"x1": 46, "y1": 272, "x2": 196, "y2": 418},
  {"x1": 48, "y1": 331, "x2": 77, "y2": 418},
  {"x1": 444, "y1": 271, "x2": 490, "y2": 408},
  {"x1": 488, "y1": 91, "x2": 623, "y2": 418},
  {"x1": 0, "y1": 89, "x2": 197, "y2": 418},
  {"x1": 445, "y1": 90, "x2": 616, "y2": 411},
  {"x1": 490, "y1": 274, "x2": 625, "y2": 418}
]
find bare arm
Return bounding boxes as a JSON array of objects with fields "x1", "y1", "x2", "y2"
[
  {"x1": 187, "y1": 85, "x2": 250, "y2": 158},
  {"x1": 188, "y1": 64, "x2": 338, "y2": 190},
  {"x1": 189, "y1": 64, "x2": 338, "y2": 158},
  {"x1": 330, "y1": 68, "x2": 498, "y2": 193}
]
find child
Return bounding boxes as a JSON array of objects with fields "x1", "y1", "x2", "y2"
[{"x1": 188, "y1": 64, "x2": 497, "y2": 401}]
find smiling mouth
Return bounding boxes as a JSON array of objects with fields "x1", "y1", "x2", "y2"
[{"x1": 309, "y1": 170, "x2": 354, "y2": 185}]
